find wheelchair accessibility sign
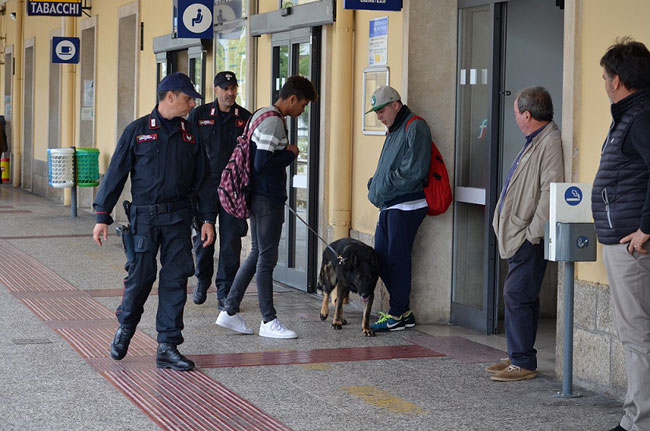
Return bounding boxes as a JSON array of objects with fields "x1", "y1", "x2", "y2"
[
  {"x1": 52, "y1": 37, "x2": 79, "y2": 64},
  {"x1": 178, "y1": 0, "x2": 214, "y2": 39}
]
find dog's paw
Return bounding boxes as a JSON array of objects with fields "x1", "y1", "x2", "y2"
[
  {"x1": 341, "y1": 318, "x2": 347, "y2": 325},
  {"x1": 331, "y1": 322, "x2": 343, "y2": 330},
  {"x1": 320, "y1": 313, "x2": 328, "y2": 321},
  {"x1": 363, "y1": 328, "x2": 375, "y2": 337}
]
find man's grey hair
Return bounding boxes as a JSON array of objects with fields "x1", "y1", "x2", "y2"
[{"x1": 515, "y1": 86, "x2": 553, "y2": 122}]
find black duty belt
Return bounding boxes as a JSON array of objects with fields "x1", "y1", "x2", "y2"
[{"x1": 134, "y1": 201, "x2": 190, "y2": 215}]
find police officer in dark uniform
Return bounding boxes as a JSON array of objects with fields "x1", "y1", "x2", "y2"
[
  {"x1": 189, "y1": 71, "x2": 251, "y2": 309},
  {"x1": 92, "y1": 72, "x2": 216, "y2": 371}
]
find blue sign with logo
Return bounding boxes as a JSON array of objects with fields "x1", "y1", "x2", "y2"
[
  {"x1": 178, "y1": 0, "x2": 214, "y2": 39},
  {"x1": 344, "y1": 0, "x2": 402, "y2": 11},
  {"x1": 52, "y1": 37, "x2": 79, "y2": 64},
  {"x1": 564, "y1": 186, "x2": 583, "y2": 206}
]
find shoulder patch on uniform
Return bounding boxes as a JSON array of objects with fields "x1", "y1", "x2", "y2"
[
  {"x1": 183, "y1": 133, "x2": 196, "y2": 144},
  {"x1": 199, "y1": 119, "x2": 215, "y2": 126},
  {"x1": 235, "y1": 119, "x2": 245, "y2": 128},
  {"x1": 137, "y1": 134, "x2": 158, "y2": 143}
]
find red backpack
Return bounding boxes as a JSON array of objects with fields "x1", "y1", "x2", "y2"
[
  {"x1": 218, "y1": 110, "x2": 282, "y2": 219},
  {"x1": 405, "y1": 116, "x2": 452, "y2": 216}
]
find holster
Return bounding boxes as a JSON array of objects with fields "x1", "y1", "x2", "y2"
[
  {"x1": 116, "y1": 200, "x2": 135, "y2": 264},
  {"x1": 116, "y1": 224, "x2": 135, "y2": 264}
]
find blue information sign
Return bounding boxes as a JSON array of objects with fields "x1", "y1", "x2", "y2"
[
  {"x1": 344, "y1": 0, "x2": 402, "y2": 11},
  {"x1": 52, "y1": 37, "x2": 80, "y2": 64},
  {"x1": 178, "y1": 0, "x2": 214, "y2": 39}
]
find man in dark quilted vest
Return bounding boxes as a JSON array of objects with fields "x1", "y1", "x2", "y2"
[{"x1": 593, "y1": 37, "x2": 650, "y2": 431}]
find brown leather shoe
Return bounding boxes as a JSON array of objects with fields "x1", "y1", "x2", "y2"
[
  {"x1": 491, "y1": 365, "x2": 537, "y2": 382},
  {"x1": 485, "y1": 357, "x2": 511, "y2": 373}
]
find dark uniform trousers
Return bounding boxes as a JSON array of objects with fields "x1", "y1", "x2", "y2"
[
  {"x1": 503, "y1": 239, "x2": 547, "y2": 371},
  {"x1": 193, "y1": 206, "x2": 247, "y2": 301},
  {"x1": 118, "y1": 210, "x2": 194, "y2": 345},
  {"x1": 188, "y1": 101, "x2": 250, "y2": 300},
  {"x1": 93, "y1": 107, "x2": 216, "y2": 346}
]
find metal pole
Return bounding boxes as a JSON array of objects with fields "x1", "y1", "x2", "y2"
[
  {"x1": 71, "y1": 148, "x2": 77, "y2": 218},
  {"x1": 556, "y1": 261, "x2": 581, "y2": 398}
]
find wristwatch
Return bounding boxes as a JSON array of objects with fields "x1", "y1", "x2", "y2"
[{"x1": 203, "y1": 220, "x2": 215, "y2": 225}]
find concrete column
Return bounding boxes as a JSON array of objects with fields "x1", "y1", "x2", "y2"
[
  {"x1": 11, "y1": 0, "x2": 24, "y2": 187},
  {"x1": 328, "y1": 2, "x2": 354, "y2": 240}
]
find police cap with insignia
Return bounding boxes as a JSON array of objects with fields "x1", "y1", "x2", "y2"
[{"x1": 158, "y1": 72, "x2": 204, "y2": 99}]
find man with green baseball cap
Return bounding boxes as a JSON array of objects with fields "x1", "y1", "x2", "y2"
[
  {"x1": 366, "y1": 85, "x2": 432, "y2": 333},
  {"x1": 366, "y1": 85, "x2": 402, "y2": 114}
]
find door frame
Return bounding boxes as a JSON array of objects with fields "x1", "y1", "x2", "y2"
[
  {"x1": 270, "y1": 27, "x2": 321, "y2": 292},
  {"x1": 450, "y1": 1, "x2": 505, "y2": 334}
]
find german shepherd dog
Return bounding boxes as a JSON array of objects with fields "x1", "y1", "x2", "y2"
[{"x1": 317, "y1": 238, "x2": 379, "y2": 337}]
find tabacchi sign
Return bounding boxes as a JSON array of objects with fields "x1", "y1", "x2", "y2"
[{"x1": 27, "y1": 0, "x2": 82, "y2": 17}]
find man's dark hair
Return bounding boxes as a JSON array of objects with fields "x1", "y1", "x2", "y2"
[
  {"x1": 157, "y1": 89, "x2": 181, "y2": 101},
  {"x1": 279, "y1": 75, "x2": 317, "y2": 102},
  {"x1": 516, "y1": 86, "x2": 553, "y2": 122},
  {"x1": 600, "y1": 36, "x2": 650, "y2": 90}
]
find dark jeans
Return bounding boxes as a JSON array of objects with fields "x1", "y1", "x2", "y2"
[
  {"x1": 117, "y1": 220, "x2": 194, "y2": 345},
  {"x1": 224, "y1": 194, "x2": 284, "y2": 322},
  {"x1": 374, "y1": 207, "x2": 427, "y2": 317},
  {"x1": 503, "y1": 239, "x2": 547, "y2": 371},
  {"x1": 193, "y1": 203, "x2": 247, "y2": 302}
]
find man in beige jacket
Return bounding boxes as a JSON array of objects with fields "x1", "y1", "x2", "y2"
[{"x1": 488, "y1": 86, "x2": 564, "y2": 382}]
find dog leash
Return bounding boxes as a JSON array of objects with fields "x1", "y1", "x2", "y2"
[{"x1": 284, "y1": 203, "x2": 345, "y2": 265}]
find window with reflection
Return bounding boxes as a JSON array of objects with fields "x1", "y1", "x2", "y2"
[{"x1": 215, "y1": 25, "x2": 248, "y2": 107}]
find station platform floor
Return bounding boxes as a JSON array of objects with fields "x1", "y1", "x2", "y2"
[{"x1": 0, "y1": 184, "x2": 623, "y2": 430}]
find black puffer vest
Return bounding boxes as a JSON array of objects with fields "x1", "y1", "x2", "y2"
[{"x1": 592, "y1": 89, "x2": 650, "y2": 244}]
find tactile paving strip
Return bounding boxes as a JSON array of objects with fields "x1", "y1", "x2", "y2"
[{"x1": 0, "y1": 239, "x2": 292, "y2": 431}]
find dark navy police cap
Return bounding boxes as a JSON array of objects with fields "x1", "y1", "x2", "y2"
[
  {"x1": 214, "y1": 71, "x2": 238, "y2": 89},
  {"x1": 158, "y1": 72, "x2": 203, "y2": 99}
]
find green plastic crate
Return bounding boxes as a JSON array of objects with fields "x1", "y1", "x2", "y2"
[{"x1": 75, "y1": 147, "x2": 100, "y2": 187}]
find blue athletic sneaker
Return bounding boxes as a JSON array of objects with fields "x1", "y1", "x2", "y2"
[
  {"x1": 370, "y1": 312, "x2": 405, "y2": 332},
  {"x1": 403, "y1": 310, "x2": 416, "y2": 328}
]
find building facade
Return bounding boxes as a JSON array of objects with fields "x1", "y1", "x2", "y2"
[{"x1": 0, "y1": 0, "x2": 647, "y2": 399}]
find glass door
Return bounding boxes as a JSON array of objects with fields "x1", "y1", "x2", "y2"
[
  {"x1": 451, "y1": 2, "x2": 504, "y2": 333},
  {"x1": 271, "y1": 28, "x2": 321, "y2": 292}
]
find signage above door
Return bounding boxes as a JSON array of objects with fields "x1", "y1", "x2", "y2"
[
  {"x1": 27, "y1": 0, "x2": 82, "y2": 16},
  {"x1": 344, "y1": 0, "x2": 402, "y2": 11},
  {"x1": 178, "y1": 0, "x2": 214, "y2": 39}
]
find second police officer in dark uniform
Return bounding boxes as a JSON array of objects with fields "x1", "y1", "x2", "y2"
[
  {"x1": 189, "y1": 71, "x2": 251, "y2": 310},
  {"x1": 92, "y1": 72, "x2": 216, "y2": 371}
]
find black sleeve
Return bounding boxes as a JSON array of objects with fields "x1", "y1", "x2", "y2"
[
  {"x1": 625, "y1": 111, "x2": 650, "y2": 233},
  {"x1": 92, "y1": 124, "x2": 136, "y2": 224}
]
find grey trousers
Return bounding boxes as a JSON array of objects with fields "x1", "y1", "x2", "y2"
[{"x1": 603, "y1": 242, "x2": 650, "y2": 431}]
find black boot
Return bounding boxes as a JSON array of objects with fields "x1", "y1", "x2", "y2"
[
  {"x1": 192, "y1": 282, "x2": 209, "y2": 304},
  {"x1": 156, "y1": 343, "x2": 195, "y2": 371},
  {"x1": 110, "y1": 325, "x2": 135, "y2": 360}
]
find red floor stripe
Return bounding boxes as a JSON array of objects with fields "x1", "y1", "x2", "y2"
[
  {"x1": 192, "y1": 344, "x2": 444, "y2": 368},
  {"x1": 0, "y1": 209, "x2": 31, "y2": 214},
  {"x1": 0, "y1": 233, "x2": 90, "y2": 239}
]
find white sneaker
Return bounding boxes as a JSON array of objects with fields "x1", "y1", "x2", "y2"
[
  {"x1": 215, "y1": 311, "x2": 253, "y2": 334},
  {"x1": 259, "y1": 318, "x2": 297, "y2": 339}
]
